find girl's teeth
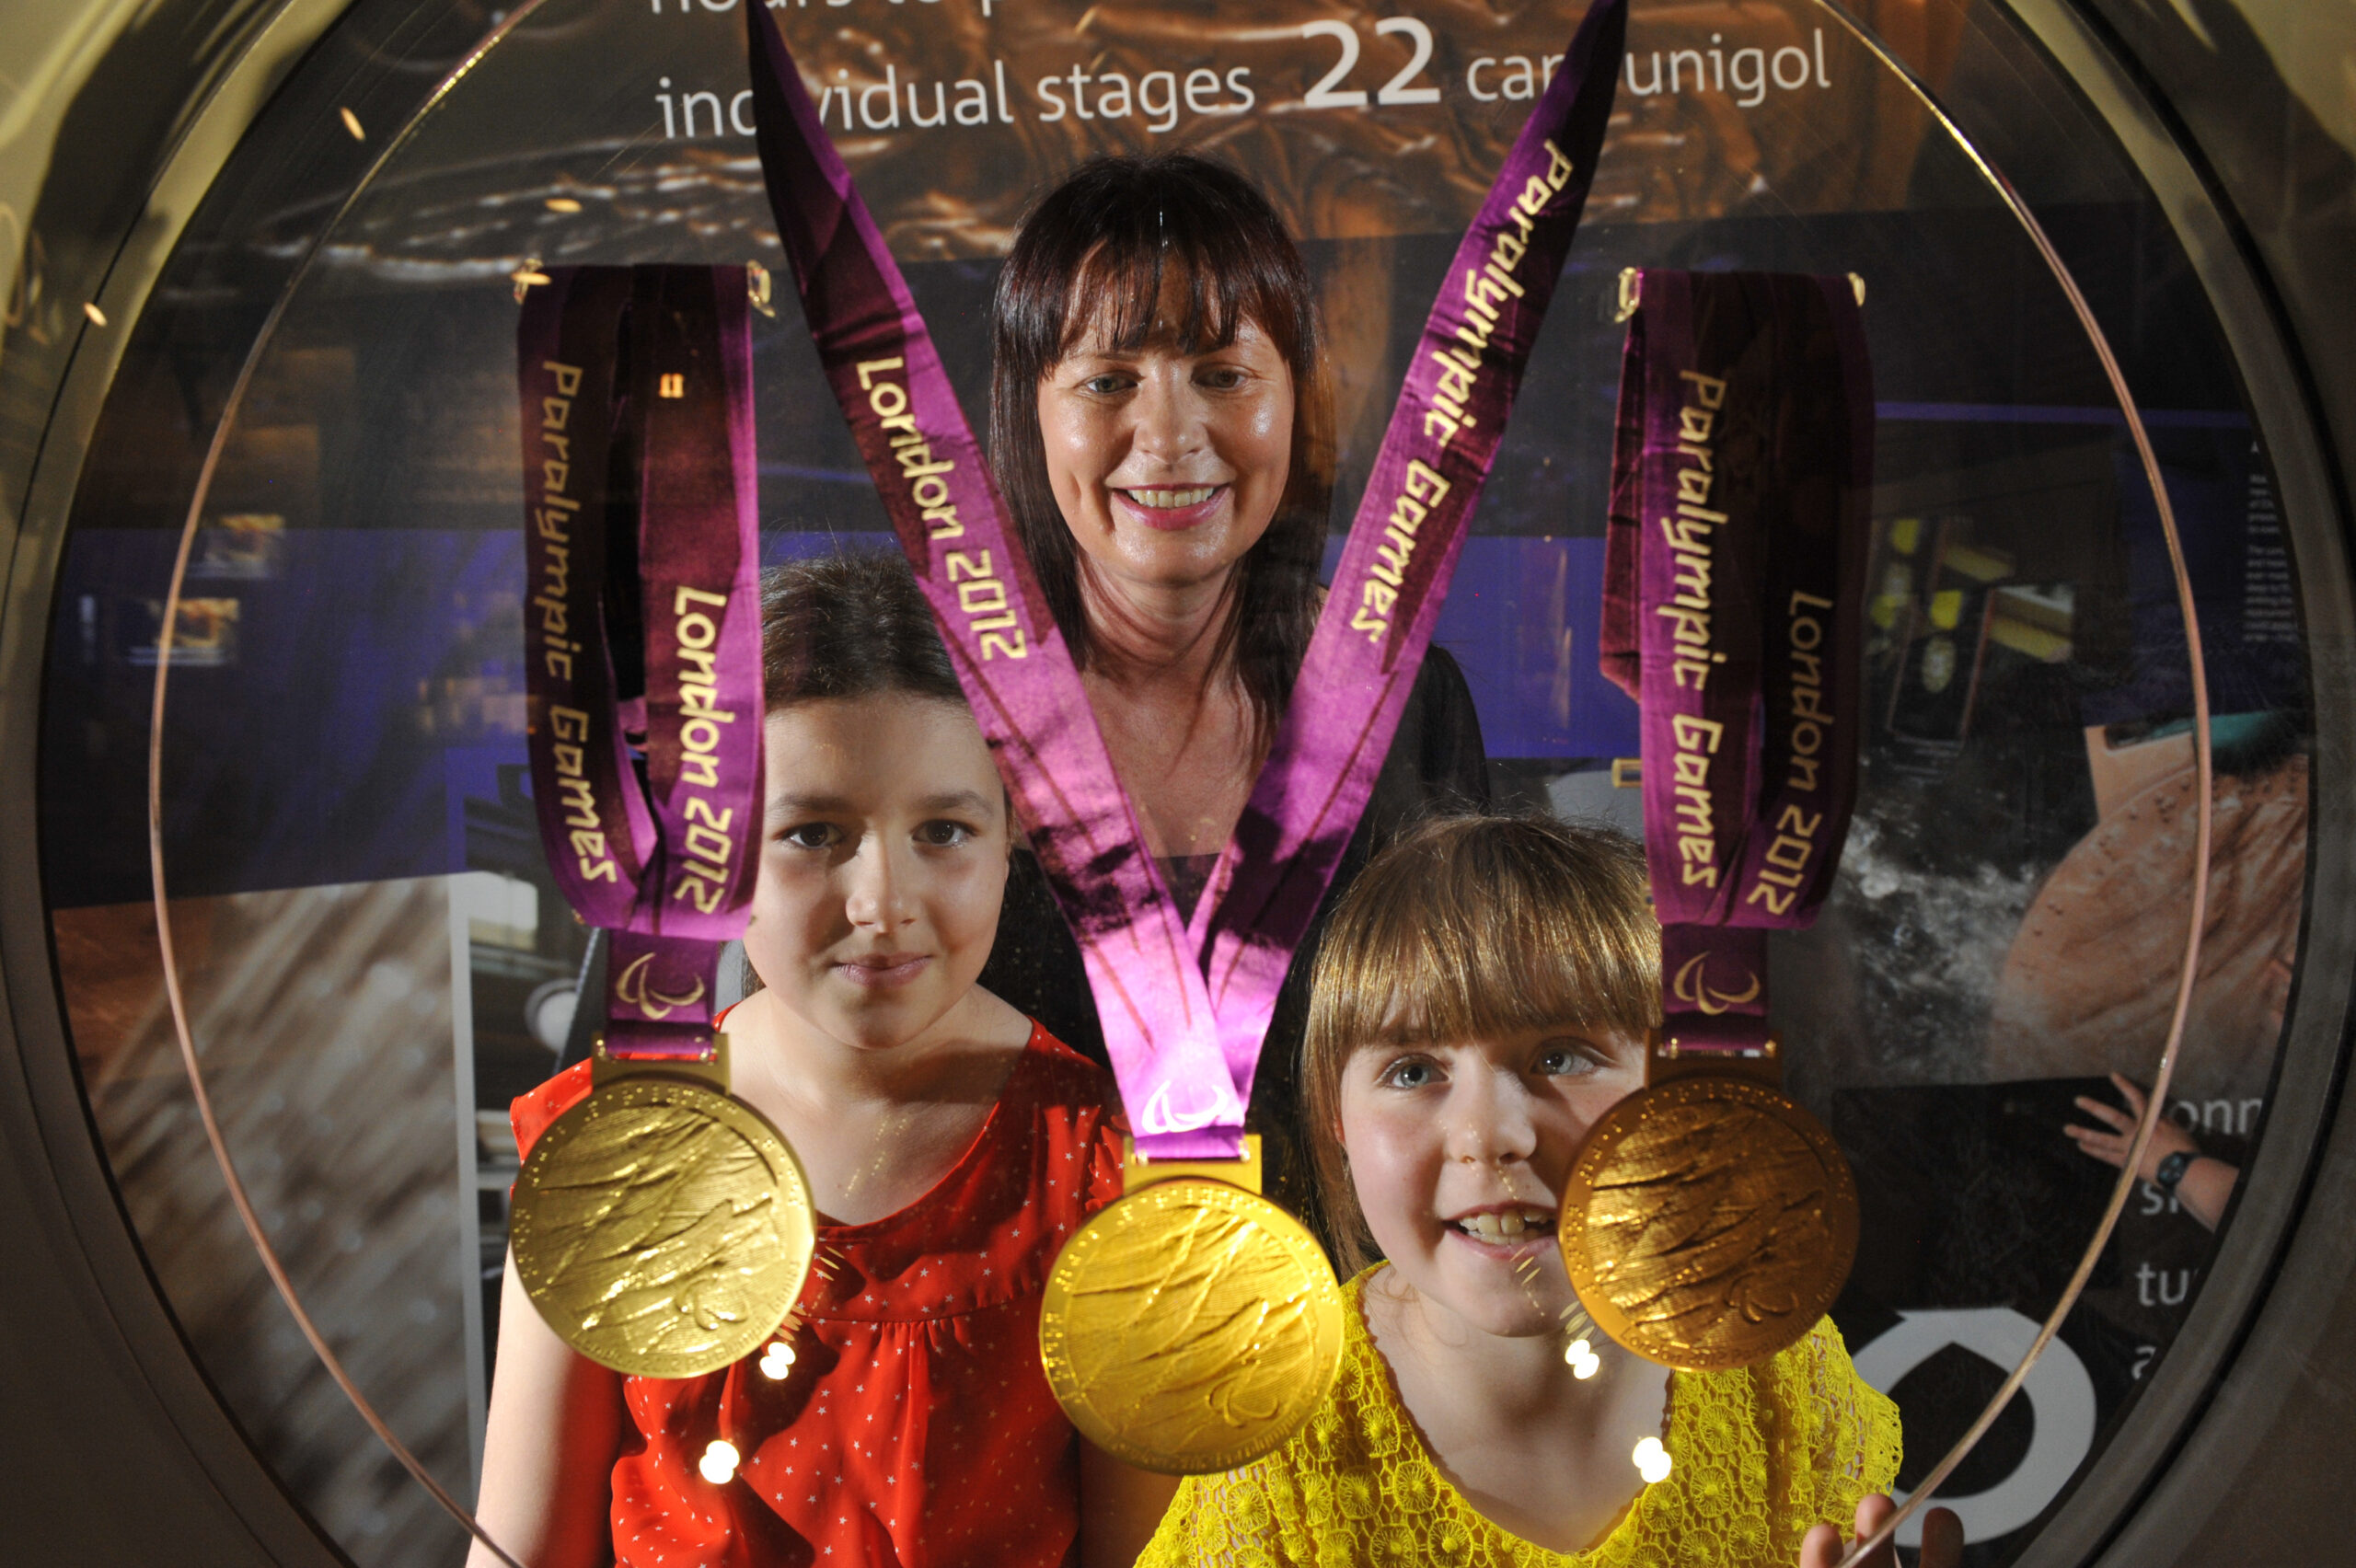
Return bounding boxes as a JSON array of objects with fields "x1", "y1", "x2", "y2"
[
  {"x1": 1461, "y1": 1210, "x2": 1551, "y2": 1240},
  {"x1": 1129, "y1": 486, "x2": 1216, "y2": 508}
]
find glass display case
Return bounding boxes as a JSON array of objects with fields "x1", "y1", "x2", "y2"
[{"x1": 1, "y1": 1, "x2": 2350, "y2": 1563}]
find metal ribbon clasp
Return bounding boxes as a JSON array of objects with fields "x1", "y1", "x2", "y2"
[{"x1": 1122, "y1": 1134, "x2": 1264, "y2": 1197}]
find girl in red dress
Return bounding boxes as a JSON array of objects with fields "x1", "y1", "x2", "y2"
[{"x1": 471, "y1": 555, "x2": 1172, "y2": 1568}]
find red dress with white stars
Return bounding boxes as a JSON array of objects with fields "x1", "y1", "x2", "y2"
[{"x1": 511, "y1": 1020, "x2": 1125, "y2": 1568}]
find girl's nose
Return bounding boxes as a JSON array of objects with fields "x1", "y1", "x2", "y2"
[
  {"x1": 1448, "y1": 1071, "x2": 1541, "y2": 1168},
  {"x1": 842, "y1": 839, "x2": 915, "y2": 928}
]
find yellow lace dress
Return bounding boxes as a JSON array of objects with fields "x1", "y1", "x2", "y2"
[{"x1": 1138, "y1": 1268, "x2": 1901, "y2": 1567}]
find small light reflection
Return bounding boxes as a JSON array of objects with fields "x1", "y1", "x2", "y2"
[
  {"x1": 339, "y1": 107, "x2": 364, "y2": 141},
  {"x1": 545, "y1": 196, "x2": 583, "y2": 213},
  {"x1": 83, "y1": 302, "x2": 106, "y2": 328},
  {"x1": 1565, "y1": 1337, "x2": 1600, "y2": 1379},
  {"x1": 1632, "y1": 1436, "x2": 1672, "y2": 1483},
  {"x1": 698, "y1": 1439, "x2": 740, "y2": 1484},
  {"x1": 758, "y1": 1341, "x2": 795, "y2": 1380}
]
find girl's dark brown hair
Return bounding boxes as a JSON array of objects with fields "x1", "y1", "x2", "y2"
[
  {"x1": 761, "y1": 551, "x2": 961, "y2": 709},
  {"x1": 987, "y1": 153, "x2": 1332, "y2": 746},
  {"x1": 1301, "y1": 814, "x2": 1662, "y2": 1274}
]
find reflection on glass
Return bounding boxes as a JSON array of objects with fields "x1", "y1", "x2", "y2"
[{"x1": 33, "y1": 0, "x2": 2300, "y2": 1563}]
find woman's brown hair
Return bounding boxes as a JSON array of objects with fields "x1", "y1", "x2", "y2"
[
  {"x1": 1300, "y1": 814, "x2": 1661, "y2": 1274},
  {"x1": 987, "y1": 153, "x2": 1332, "y2": 749}
]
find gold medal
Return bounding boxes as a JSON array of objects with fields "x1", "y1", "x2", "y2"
[
  {"x1": 511, "y1": 1039, "x2": 814, "y2": 1379},
  {"x1": 1558, "y1": 1048, "x2": 1857, "y2": 1371},
  {"x1": 1040, "y1": 1137, "x2": 1344, "y2": 1474}
]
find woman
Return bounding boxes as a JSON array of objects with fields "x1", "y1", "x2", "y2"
[{"x1": 976, "y1": 153, "x2": 1490, "y2": 1233}]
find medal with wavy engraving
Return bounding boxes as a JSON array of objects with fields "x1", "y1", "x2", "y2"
[
  {"x1": 1559, "y1": 1075, "x2": 1857, "y2": 1371},
  {"x1": 1040, "y1": 1179, "x2": 1344, "y2": 1474},
  {"x1": 511, "y1": 1075, "x2": 814, "y2": 1378}
]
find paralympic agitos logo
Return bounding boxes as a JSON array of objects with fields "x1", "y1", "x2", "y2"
[
  {"x1": 616, "y1": 951, "x2": 708, "y2": 1021},
  {"x1": 1671, "y1": 951, "x2": 1761, "y2": 1016}
]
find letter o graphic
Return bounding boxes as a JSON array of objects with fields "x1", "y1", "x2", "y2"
[
  {"x1": 676, "y1": 612, "x2": 716, "y2": 649},
  {"x1": 1773, "y1": 46, "x2": 1811, "y2": 89},
  {"x1": 1791, "y1": 614, "x2": 1822, "y2": 650},
  {"x1": 869, "y1": 380, "x2": 908, "y2": 418},
  {"x1": 1850, "y1": 1309, "x2": 2098, "y2": 1547}
]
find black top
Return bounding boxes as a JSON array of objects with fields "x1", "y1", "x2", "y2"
[{"x1": 976, "y1": 645, "x2": 1491, "y2": 1248}]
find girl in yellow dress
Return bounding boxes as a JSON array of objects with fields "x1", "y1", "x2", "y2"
[{"x1": 1138, "y1": 814, "x2": 1958, "y2": 1567}]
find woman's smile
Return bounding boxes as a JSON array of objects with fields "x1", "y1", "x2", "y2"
[{"x1": 1113, "y1": 482, "x2": 1230, "y2": 531}]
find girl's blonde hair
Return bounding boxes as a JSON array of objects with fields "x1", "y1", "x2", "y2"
[{"x1": 1302, "y1": 813, "x2": 1661, "y2": 1273}]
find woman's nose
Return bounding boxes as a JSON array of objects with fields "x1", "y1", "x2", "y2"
[{"x1": 1128, "y1": 368, "x2": 1202, "y2": 463}]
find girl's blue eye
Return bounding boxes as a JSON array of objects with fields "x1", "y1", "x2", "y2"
[
  {"x1": 781, "y1": 823, "x2": 840, "y2": 851},
  {"x1": 1535, "y1": 1043, "x2": 1600, "y2": 1078},
  {"x1": 1378, "y1": 1057, "x2": 1438, "y2": 1090}
]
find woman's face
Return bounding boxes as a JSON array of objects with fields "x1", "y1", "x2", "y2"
[
  {"x1": 1035, "y1": 279, "x2": 1296, "y2": 599},
  {"x1": 1337, "y1": 1022, "x2": 1646, "y2": 1338},
  {"x1": 744, "y1": 694, "x2": 1010, "y2": 1054}
]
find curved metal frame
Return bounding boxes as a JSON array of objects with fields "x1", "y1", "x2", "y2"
[
  {"x1": 1984, "y1": 3, "x2": 2356, "y2": 1562},
  {"x1": 1792, "y1": 4, "x2": 2211, "y2": 1555},
  {"x1": 0, "y1": 5, "x2": 386, "y2": 1564},
  {"x1": 138, "y1": 3, "x2": 552, "y2": 1557}
]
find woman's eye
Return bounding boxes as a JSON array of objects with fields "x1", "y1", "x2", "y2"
[
  {"x1": 1199, "y1": 365, "x2": 1249, "y2": 390},
  {"x1": 1080, "y1": 372, "x2": 1129, "y2": 395},
  {"x1": 780, "y1": 823, "x2": 840, "y2": 851},
  {"x1": 916, "y1": 820, "x2": 975, "y2": 847}
]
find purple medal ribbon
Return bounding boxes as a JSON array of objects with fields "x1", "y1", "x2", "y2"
[
  {"x1": 745, "y1": 0, "x2": 1623, "y2": 1155},
  {"x1": 1192, "y1": 0, "x2": 1624, "y2": 1075},
  {"x1": 1600, "y1": 270, "x2": 1874, "y2": 1053},
  {"x1": 518, "y1": 266, "x2": 766, "y2": 1057},
  {"x1": 745, "y1": 14, "x2": 1241, "y2": 1151}
]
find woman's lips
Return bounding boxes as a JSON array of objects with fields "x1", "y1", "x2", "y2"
[
  {"x1": 833, "y1": 953, "x2": 931, "y2": 989},
  {"x1": 1114, "y1": 483, "x2": 1228, "y2": 532}
]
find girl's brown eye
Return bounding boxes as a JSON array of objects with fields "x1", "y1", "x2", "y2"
[{"x1": 781, "y1": 823, "x2": 839, "y2": 850}]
